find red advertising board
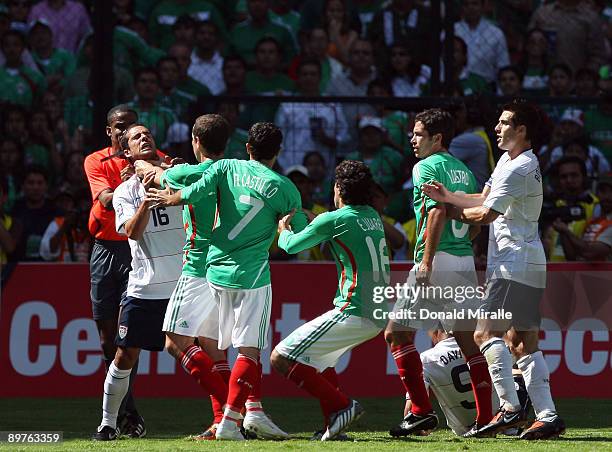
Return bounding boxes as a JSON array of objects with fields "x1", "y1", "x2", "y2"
[{"x1": 1, "y1": 263, "x2": 611, "y2": 398}]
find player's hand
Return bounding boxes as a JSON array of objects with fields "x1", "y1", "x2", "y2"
[
  {"x1": 142, "y1": 170, "x2": 156, "y2": 189},
  {"x1": 416, "y1": 261, "x2": 432, "y2": 286},
  {"x1": 552, "y1": 218, "x2": 569, "y2": 234},
  {"x1": 421, "y1": 180, "x2": 448, "y2": 202},
  {"x1": 146, "y1": 187, "x2": 182, "y2": 208},
  {"x1": 278, "y1": 209, "x2": 296, "y2": 233},
  {"x1": 134, "y1": 160, "x2": 154, "y2": 179},
  {"x1": 120, "y1": 165, "x2": 135, "y2": 182}
]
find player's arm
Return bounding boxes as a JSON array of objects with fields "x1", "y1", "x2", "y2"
[
  {"x1": 420, "y1": 204, "x2": 446, "y2": 275},
  {"x1": 278, "y1": 211, "x2": 334, "y2": 254},
  {"x1": 146, "y1": 162, "x2": 221, "y2": 207},
  {"x1": 113, "y1": 186, "x2": 151, "y2": 241},
  {"x1": 84, "y1": 155, "x2": 117, "y2": 209},
  {"x1": 422, "y1": 181, "x2": 490, "y2": 208},
  {"x1": 135, "y1": 160, "x2": 165, "y2": 188}
]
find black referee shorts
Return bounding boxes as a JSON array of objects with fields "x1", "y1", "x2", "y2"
[
  {"x1": 480, "y1": 278, "x2": 544, "y2": 330},
  {"x1": 90, "y1": 239, "x2": 132, "y2": 321},
  {"x1": 116, "y1": 297, "x2": 169, "y2": 351}
]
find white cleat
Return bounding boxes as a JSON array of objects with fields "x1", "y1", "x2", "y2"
[
  {"x1": 215, "y1": 419, "x2": 246, "y2": 441},
  {"x1": 244, "y1": 411, "x2": 289, "y2": 440},
  {"x1": 321, "y1": 399, "x2": 364, "y2": 441}
]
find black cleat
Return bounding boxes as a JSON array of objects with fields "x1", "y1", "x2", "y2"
[
  {"x1": 92, "y1": 425, "x2": 118, "y2": 441},
  {"x1": 389, "y1": 411, "x2": 438, "y2": 437},
  {"x1": 475, "y1": 408, "x2": 528, "y2": 437},
  {"x1": 310, "y1": 430, "x2": 351, "y2": 441},
  {"x1": 520, "y1": 416, "x2": 566, "y2": 440},
  {"x1": 123, "y1": 412, "x2": 146, "y2": 438},
  {"x1": 462, "y1": 422, "x2": 495, "y2": 438}
]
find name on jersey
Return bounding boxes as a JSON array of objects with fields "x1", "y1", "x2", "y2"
[
  {"x1": 356, "y1": 217, "x2": 384, "y2": 233},
  {"x1": 448, "y1": 169, "x2": 470, "y2": 185},
  {"x1": 233, "y1": 174, "x2": 278, "y2": 198},
  {"x1": 439, "y1": 349, "x2": 462, "y2": 366}
]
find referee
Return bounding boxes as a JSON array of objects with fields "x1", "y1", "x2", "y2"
[{"x1": 84, "y1": 105, "x2": 144, "y2": 437}]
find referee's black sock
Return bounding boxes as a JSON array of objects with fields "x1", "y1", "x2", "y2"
[{"x1": 120, "y1": 359, "x2": 139, "y2": 415}]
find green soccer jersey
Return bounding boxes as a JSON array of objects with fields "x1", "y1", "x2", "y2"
[
  {"x1": 412, "y1": 152, "x2": 477, "y2": 263},
  {"x1": 278, "y1": 205, "x2": 390, "y2": 318},
  {"x1": 161, "y1": 160, "x2": 216, "y2": 278},
  {"x1": 181, "y1": 159, "x2": 308, "y2": 289},
  {"x1": 0, "y1": 66, "x2": 46, "y2": 108},
  {"x1": 32, "y1": 49, "x2": 76, "y2": 81},
  {"x1": 114, "y1": 26, "x2": 165, "y2": 74},
  {"x1": 228, "y1": 19, "x2": 297, "y2": 66}
]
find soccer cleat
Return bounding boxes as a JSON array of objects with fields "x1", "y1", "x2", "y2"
[
  {"x1": 123, "y1": 412, "x2": 146, "y2": 438},
  {"x1": 520, "y1": 416, "x2": 566, "y2": 440},
  {"x1": 192, "y1": 423, "x2": 217, "y2": 440},
  {"x1": 321, "y1": 399, "x2": 364, "y2": 441},
  {"x1": 243, "y1": 411, "x2": 289, "y2": 440},
  {"x1": 92, "y1": 425, "x2": 118, "y2": 441},
  {"x1": 475, "y1": 408, "x2": 528, "y2": 437},
  {"x1": 462, "y1": 422, "x2": 495, "y2": 438},
  {"x1": 216, "y1": 419, "x2": 246, "y2": 441},
  {"x1": 389, "y1": 411, "x2": 439, "y2": 437}
]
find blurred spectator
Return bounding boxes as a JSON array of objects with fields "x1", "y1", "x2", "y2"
[
  {"x1": 8, "y1": 0, "x2": 31, "y2": 34},
  {"x1": 325, "y1": 39, "x2": 376, "y2": 153},
  {"x1": 575, "y1": 68, "x2": 600, "y2": 97},
  {"x1": 355, "y1": 0, "x2": 383, "y2": 37},
  {"x1": 0, "y1": 137, "x2": 24, "y2": 211},
  {"x1": 58, "y1": 151, "x2": 88, "y2": 195},
  {"x1": 369, "y1": 182, "x2": 406, "y2": 258},
  {"x1": 29, "y1": 109, "x2": 63, "y2": 180},
  {"x1": 275, "y1": 58, "x2": 348, "y2": 170},
  {"x1": 128, "y1": 15, "x2": 150, "y2": 43},
  {"x1": 270, "y1": 0, "x2": 301, "y2": 41},
  {"x1": 221, "y1": 54, "x2": 247, "y2": 96},
  {"x1": 29, "y1": 20, "x2": 76, "y2": 95},
  {"x1": 188, "y1": 20, "x2": 225, "y2": 95},
  {"x1": 345, "y1": 116, "x2": 404, "y2": 194},
  {"x1": 450, "y1": 36, "x2": 489, "y2": 96},
  {"x1": 367, "y1": 78, "x2": 411, "y2": 156},
  {"x1": 127, "y1": 67, "x2": 179, "y2": 146},
  {"x1": 0, "y1": 30, "x2": 46, "y2": 108},
  {"x1": 171, "y1": 14, "x2": 197, "y2": 49},
  {"x1": 528, "y1": 0, "x2": 608, "y2": 75},
  {"x1": 552, "y1": 173, "x2": 612, "y2": 261},
  {"x1": 65, "y1": 35, "x2": 135, "y2": 103},
  {"x1": 164, "y1": 121, "x2": 192, "y2": 163},
  {"x1": 519, "y1": 28, "x2": 549, "y2": 95},
  {"x1": 387, "y1": 40, "x2": 430, "y2": 97},
  {"x1": 28, "y1": 0, "x2": 92, "y2": 53},
  {"x1": 11, "y1": 165, "x2": 58, "y2": 261},
  {"x1": 1, "y1": 174, "x2": 21, "y2": 273},
  {"x1": 229, "y1": 0, "x2": 297, "y2": 67},
  {"x1": 157, "y1": 56, "x2": 196, "y2": 122},
  {"x1": 299, "y1": 0, "x2": 360, "y2": 32},
  {"x1": 584, "y1": 90, "x2": 612, "y2": 161},
  {"x1": 148, "y1": 0, "x2": 227, "y2": 51},
  {"x1": 449, "y1": 97, "x2": 494, "y2": 190},
  {"x1": 321, "y1": 0, "x2": 359, "y2": 65},
  {"x1": 549, "y1": 63, "x2": 573, "y2": 97},
  {"x1": 113, "y1": 24, "x2": 166, "y2": 74},
  {"x1": 454, "y1": 0, "x2": 510, "y2": 83},
  {"x1": 562, "y1": 137, "x2": 610, "y2": 181},
  {"x1": 367, "y1": 0, "x2": 430, "y2": 66},
  {"x1": 41, "y1": 91, "x2": 71, "y2": 154},
  {"x1": 303, "y1": 150, "x2": 333, "y2": 207},
  {"x1": 168, "y1": 42, "x2": 212, "y2": 99},
  {"x1": 39, "y1": 189, "x2": 91, "y2": 262},
  {"x1": 497, "y1": 65, "x2": 523, "y2": 96},
  {"x1": 113, "y1": 0, "x2": 134, "y2": 28},
  {"x1": 543, "y1": 156, "x2": 599, "y2": 261},
  {"x1": 218, "y1": 102, "x2": 249, "y2": 160}
]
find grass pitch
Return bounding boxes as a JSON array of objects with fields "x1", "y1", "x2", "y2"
[{"x1": 0, "y1": 397, "x2": 610, "y2": 451}]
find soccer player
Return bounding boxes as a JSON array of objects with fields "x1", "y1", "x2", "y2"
[
  {"x1": 135, "y1": 115, "x2": 287, "y2": 440},
  {"x1": 84, "y1": 105, "x2": 144, "y2": 437},
  {"x1": 92, "y1": 124, "x2": 184, "y2": 441},
  {"x1": 385, "y1": 109, "x2": 493, "y2": 437},
  {"x1": 270, "y1": 160, "x2": 389, "y2": 441},
  {"x1": 422, "y1": 100, "x2": 566, "y2": 439},
  {"x1": 146, "y1": 122, "x2": 308, "y2": 440}
]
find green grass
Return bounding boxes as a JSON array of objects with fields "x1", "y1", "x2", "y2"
[{"x1": 0, "y1": 398, "x2": 610, "y2": 451}]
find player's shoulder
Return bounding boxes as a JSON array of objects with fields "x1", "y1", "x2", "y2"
[
  {"x1": 115, "y1": 175, "x2": 140, "y2": 198},
  {"x1": 502, "y1": 150, "x2": 539, "y2": 177}
]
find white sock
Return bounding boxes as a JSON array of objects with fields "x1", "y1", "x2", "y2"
[
  {"x1": 480, "y1": 337, "x2": 521, "y2": 412},
  {"x1": 516, "y1": 351, "x2": 557, "y2": 421},
  {"x1": 101, "y1": 363, "x2": 132, "y2": 429}
]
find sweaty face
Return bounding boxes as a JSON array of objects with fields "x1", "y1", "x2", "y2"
[
  {"x1": 106, "y1": 111, "x2": 138, "y2": 149},
  {"x1": 125, "y1": 126, "x2": 157, "y2": 161},
  {"x1": 411, "y1": 121, "x2": 437, "y2": 159}
]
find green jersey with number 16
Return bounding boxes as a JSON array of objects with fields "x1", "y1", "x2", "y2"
[
  {"x1": 278, "y1": 205, "x2": 390, "y2": 318},
  {"x1": 413, "y1": 152, "x2": 477, "y2": 263},
  {"x1": 160, "y1": 160, "x2": 216, "y2": 279},
  {"x1": 181, "y1": 159, "x2": 308, "y2": 289}
]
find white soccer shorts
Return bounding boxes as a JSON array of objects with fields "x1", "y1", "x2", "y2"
[
  {"x1": 163, "y1": 275, "x2": 219, "y2": 339},
  {"x1": 208, "y1": 283, "x2": 272, "y2": 350},
  {"x1": 275, "y1": 308, "x2": 382, "y2": 372},
  {"x1": 392, "y1": 252, "x2": 479, "y2": 331}
]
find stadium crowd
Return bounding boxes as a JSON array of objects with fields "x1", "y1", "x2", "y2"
[{"x1": 1, "y1": 0, "x2": 612, "y2": 268}]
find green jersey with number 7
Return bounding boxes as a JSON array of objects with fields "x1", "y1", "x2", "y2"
[
  {"x1": 180, "y1": 159, "x2": 308, "y2": 289},
  {"x1": 412, "y1": 152, "x2": 477, "y2": 262}
]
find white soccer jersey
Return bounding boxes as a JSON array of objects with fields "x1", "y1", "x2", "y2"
[
  {"x1": 113, "y1": 175, "x2": 183, "y2": 299},
  {"x1": 421, "y1": 338, "x2": 476, "y2": 436},
  {"x1": 483, "y1": 150, "x2": 546, "y2": 288}
]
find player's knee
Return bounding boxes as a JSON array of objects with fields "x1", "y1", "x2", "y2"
[
  {"x1": 114, "y1": 347, "x2": 138, "y2": 370},
  {"x1": 270, "y1": 349, "x2": 289, "y2": 375}
]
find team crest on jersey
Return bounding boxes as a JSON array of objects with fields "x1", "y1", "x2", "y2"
[{"x1": 118, "y1": 325, "x2": 128, "y2": 339}]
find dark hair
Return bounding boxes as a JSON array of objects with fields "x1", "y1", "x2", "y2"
[
  {"x1": 106, "y1": 104, "x2": 138, "y2": 126},
  {"x1": 255, "y1": 36, "x2": 282, "y2": 56},
  {"x1": 549, "y1": 63, "x2": 572, "y2": 78},
  {"x1": 24, "y1": 164, "x2": 49, "y2": 183},
  {"x1": 414, "y1": 108, "x2": 455, "y2": 149},
  {"x1": 498, "y1": 65, "x2": 524, "y2": 83},
  {"x1": 297, "y1": 57, "x2": 321, "y2": 76},
  {"x1": 192, "y1": 114, "x2": 230, "y2": 155},
  {"x1": 518, "y1": 28, "x2": 549, "y2": 76},
  {"x1": 367, "y1": 77, "x2": 392, "y2": 96},
  {"x1": 247, "y1": 122, "x2": 282, "y2": 160},
  {"x1": 556, "y1": 156, "x2": 587, "y2": 180},
  {"x1": 334, "y1": 160, "x2": 373, "y2": 205},
  {"x1": 119, "y1": 123, "x2": 147, "y2": 151},
  {"x1": 322, "y1": 0, "x2": 356, "y2": 35},
  {"x1": 389, "y1": 40, "x2": 422, "y2": 82},
  {"x1": 172, "y1": 14, "x2": 196, "y2": 30},
  {"x1": 501, "y1": 99, "x2": 544, "y2": 147}
]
